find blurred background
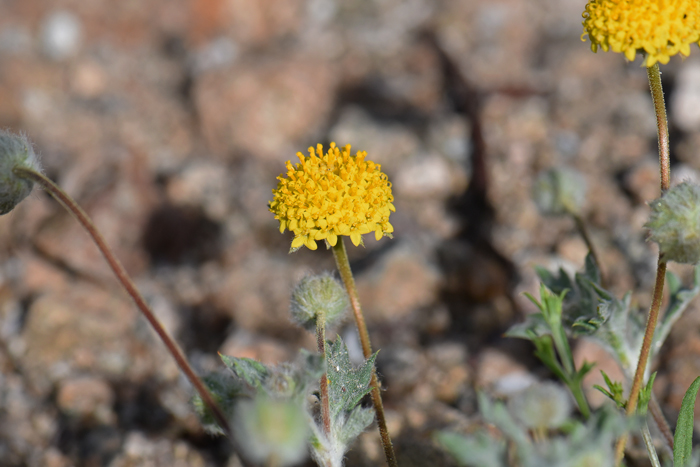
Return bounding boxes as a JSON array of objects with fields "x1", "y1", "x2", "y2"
[{"x1": 1, "y1": 0, "x2": 700, "y2": 465}]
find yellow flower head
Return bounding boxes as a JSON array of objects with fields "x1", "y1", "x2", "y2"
[
  {"x1": 269, "y1": 142, "x2": 395, "y2": 252},
  {"x1": 582, "y1": 0, "x2": 700, "y2": 67}
]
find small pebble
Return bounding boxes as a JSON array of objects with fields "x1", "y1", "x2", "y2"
[
  {"x1": 41, "y1": 11, "x2": 82, "y2": 60},
  {"x1": 672, "y1": 63, "x2": 700, "y2": 132}
]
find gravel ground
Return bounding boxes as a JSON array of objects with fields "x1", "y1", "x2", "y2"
[{"x1": 1, "y1": 1, "x2": 700, "y2": 466}]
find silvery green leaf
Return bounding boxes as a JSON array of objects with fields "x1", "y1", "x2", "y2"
[
  {"x1": 653, "y1": 264, "x2": 700, "y2": 357},
  {"x1": 326, "y1": 337, "x2": 376, "y2": 421},
  {"x1": 478, "y1": 392, "x2": 531, "y2": 458},
  {"x1": 577, "y1": 292, "x2": 640, "y2": 373},
  {"x1": 309, "y1": 337, "x2": 377, "y2": 465},
  {"x1": 504, "y1": 313, "x2": 551, "y2": 340},
  {"x1": 674, "y1": 376, "x2": 700, "y2": 467},
  {"x1": 435, "y1": 430, "x2": 506, "y2": 467},
  {"x1": 219, "y1": 354, "x2": 269, "y2": 389},
  {"x1": 535, "y1": 254, "x2": 603, "y2": 330},
  {"x1": 299, "y1": 348, "x2": 326, "y2": 385},
  {"x1": 337, "y1": 405, "x2": 375, "y2": 445},
  {"x1": 192, "y1": 371, "x2": 247, "y2": 435}
]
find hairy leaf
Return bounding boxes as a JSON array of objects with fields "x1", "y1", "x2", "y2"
[
  {"x1": 219, "y1": 354, "x2": 269, "y2": 389},
  {"x1": 674, "y1": 376, "x2": 700, "y2": 467}
]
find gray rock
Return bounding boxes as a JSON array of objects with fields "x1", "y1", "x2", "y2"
[{"x1": 672, "y1": 62, "x2": 700, "y2": 132}]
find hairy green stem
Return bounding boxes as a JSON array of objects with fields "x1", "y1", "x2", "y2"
[
  {"x1": 569, "y1": 380, "x2": 591, "y2": 419},
  {"x1": 552, "y1": 327, "x2": 574, "y2": 376},
  {"x1": 332, "y1": 239, "x2": 398, "y2": 467},
  {"x1": 615, "y1": 62, "x2": 670, "y2": 466},
  {"x1": 13, "y1": 166, "x2": 231, "y2": 436},
  {"x1": 641, "y1": 422, "x2": 662, "y2": 467}
]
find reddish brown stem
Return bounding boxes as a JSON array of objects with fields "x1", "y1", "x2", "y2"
[
  {"x1": 14, "y1": 166, "x2": 231, "y2": 436},
  {"x1": 628, "y1": 259, "x2": 667, "y2": 414},
  {"x1": 615, "y1": 259, "x2": 667, "y2": 464},
  {"x1": 650, "y1": 394, "x2": 674, "y2": 452},
  {"x1": 317, "y1": 315, "x2": 332, "y2": 437},
  {"x1": 614, "y1": 61, "x2": 671, "y2": 467},
  {"x1": 332, "y1": 239, "x2": 398, "y2": 467}
]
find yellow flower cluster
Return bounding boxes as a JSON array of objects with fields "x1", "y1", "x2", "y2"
[
  {"x1": 582, "y1": 0, "x2": 700, "y2": 66},
  {"x1": 270, "y1": 143, "x2": 395, "y2": 251}
]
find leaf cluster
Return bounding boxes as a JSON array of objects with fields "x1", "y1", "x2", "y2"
[
  {"x1": 437, "y1": 392, "x2": 632, "y2": 467},
  {"x1": 310, "y1": 337, "x2": 377, "y2": 466},
  {"x1": 510, "y1": 255, "x2": 700, "y2": 380},
  {"x1": 193, "y1": 349, "x2": 324, "y2": 435}
]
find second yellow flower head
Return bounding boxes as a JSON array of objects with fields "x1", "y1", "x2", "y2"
[
  {"x1": 269, "y1": 143, "x2": 395, "y2": 252},
  {"x1": 582, "y1": 0, "x2": 700, "y2": 67}
]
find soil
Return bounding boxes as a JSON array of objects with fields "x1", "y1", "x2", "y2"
[{"x1": 1, "y1": 1, "x2": 700, "y2": 466}]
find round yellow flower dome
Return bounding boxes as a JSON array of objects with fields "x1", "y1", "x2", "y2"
[
  {"x1": 269, "y1": 143, "x2": 395, "y2": 251},
  {"x1": 582, "y1": 0, "x2": 700, "y2": 66}
]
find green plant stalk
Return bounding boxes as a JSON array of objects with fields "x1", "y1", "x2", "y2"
[
  {"x1": 614, "y1": 62, "x2": 671, "y2": 467},
  {"x1": 553, "y1": 331, "x2": 591, "y2": 418},
  {"x1": 13, "y1": 166, "x2": 231, "y2": 436},
  {"x1": 544, "y1": 306, "x2": 591, "y2": 417},
  {"x1": 567, "y1": 378, "x2": 591, "y2": 419},
  {"x1": 332, "y1": 239, "x2": 398, "y2": 467},
  {"x1": 641, "y1": 422, "x2": 662, "y2": 467},
  {"x1": 551, "y1": 325, "x2": 574, "y2": 376},
  {"x1": 316, "y1": 314, "x2": 332, "y2": 438}
]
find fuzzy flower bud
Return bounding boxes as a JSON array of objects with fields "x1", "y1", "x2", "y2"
[
  {"x1": 234, "y1": 396, "x2": 309, "y2": 466},
  {"x1": 645, "y1": 182, "x2": 700, "y2": 264},
  {"x1": 532, "y1": 167, "x2": 587, "y2": 216},
  {"x1": 290, "y1": 273, "x2": 349, "y2": 332},
  {"x1": 507, "y1": 382, "x2": 572, "y2": 430},
  {"x1": 0, "y1": 130, "x2": 41, "y2": 215}
]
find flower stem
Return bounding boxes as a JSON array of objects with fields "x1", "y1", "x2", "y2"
[
  {"x1": 614, "y1": 62, "x2": 670, "y2": 466},
  {"x1": 316, "y1": 314, "x2": 332, "y2": 437},
  {"x1": 13, "y1": 166, "x2": 231, "y2": 436},
  {"x1": 648, "y1": 63, "x2": 671, "y2": 193},
  {"x1": 332, "y1": 239, "x2": 398, "y2": 467}
]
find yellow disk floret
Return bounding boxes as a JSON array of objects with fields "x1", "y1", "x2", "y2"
[
  {"x1": 582, "y1": 0, "x2": 700, "y2": 66},
  {"x1": 269, "y1": 142, "x2": 396, "y2": 252}
]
